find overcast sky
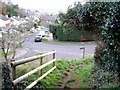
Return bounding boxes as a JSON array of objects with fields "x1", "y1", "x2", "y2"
[{"x1": 11, "y1": 0, "x2": 83, "y2": 14}]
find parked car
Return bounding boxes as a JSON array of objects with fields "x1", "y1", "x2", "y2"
[
  {"x1": 38, "y1": 30, "x2": 46, "y2": 37},
  {"x1": 34, "y1": 35, "x2": 42, "y2": 42}
]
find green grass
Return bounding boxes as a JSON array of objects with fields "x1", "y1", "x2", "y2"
[
  {"x1": 64, "y1": 56, "x2": 94, "y2": 88},
  {"x1": 16, "y1": 56, "x2": 94, "y2": 90},
  {"x1": 0, "y1": 50, "x2": 13, "y2": 57},
  {"x1": 75, "y1": 64, "x2": 94, "y2": 88},
  {"x1": 43, "y1": 39, "x2": 95, "y2": 46},
  {"x1": 13, "y1": 56, "x2": 119, "y2": 89},
  {"x1": 42, "y1": 38, "x2": 48, "y2": 42}
]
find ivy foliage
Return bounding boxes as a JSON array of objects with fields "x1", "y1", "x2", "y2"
[
  {"x1": 2, "y1": 62, "x2": 12, "y2": 90},
  {"x1": 82, "y1": 2, "x2": 120, "y2": 74}
]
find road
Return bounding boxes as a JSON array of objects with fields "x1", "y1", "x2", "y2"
[{"x1": 20, "y1": 33, "x2": 96, "y2": 60}]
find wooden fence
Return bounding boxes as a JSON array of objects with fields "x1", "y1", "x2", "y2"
[{"x1": 11, "y1": 50, "x2": 56, "y2": 90}]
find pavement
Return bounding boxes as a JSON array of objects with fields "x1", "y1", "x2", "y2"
[{"x1": 14, "y1": 48, "x2": 27, "y2": 60}]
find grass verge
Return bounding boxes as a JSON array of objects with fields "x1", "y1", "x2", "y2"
[
  {"x1": 0, "y1": 50, "x2": 13, "y2": 57},
  {"x1": 42, "y1": 39, "x2": 95, "y2": 46},
  {"x1": 64, "y1": 56, "x2": 94, "y2": 88}
]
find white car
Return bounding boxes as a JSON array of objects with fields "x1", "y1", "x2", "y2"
[{"x1": 38, "y1": 30, "x2": 46, "y2": 37}]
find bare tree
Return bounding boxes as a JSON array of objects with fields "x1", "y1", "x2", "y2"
[
  {"x1": 0, "y1": 18, "x2": 33, "y2": 89},
  {"x1": 0, "y1": 27, "x2": 19, "y2": 61},
  {"x1": 0, "y1": 26, "x2": 17, "y2": 89}
]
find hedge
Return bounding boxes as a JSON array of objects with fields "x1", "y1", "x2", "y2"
[{"x1": 49, "y1": 24, "x2": 93, "y2": 42}]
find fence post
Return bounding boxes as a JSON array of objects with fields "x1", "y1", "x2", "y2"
[
  {"x1": 53, "y1": 50, "x2": 55, "y2": 67},
  {"x1": 11, "y1": 65, "x2": 17, "y2": 90},
  {"x1": 83, "y1": 47, "x2": 85, "y2": 58},
  {"x1": 11, "y1": 59, "x2": 16, "y2": 80},
  {"x1": 80, "y1": 45, "x2": 85, "y2": 58},
  {"x1": 12, "y1": 66, "x2": 16, "y2": 80},
  {"x1": 40, "y1": 57, "x2": 43, "y2": 76}
]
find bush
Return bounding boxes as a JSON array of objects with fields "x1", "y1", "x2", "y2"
[
  {"x1": 83, "y1": 2, "x2": 120, "y2": 81},
  {"x1": 49, "y1": 24, "x2": 93, "y2": 42},
  {"x1": 89, "y1": 68, "x2": 119, "y2": 89},
  {"x1": 94, "y1": 43, "x2": 105, "y2": 69},
  {"x1": 2, "y1": 62, "x2": 12, "y2": 90},
  {"x1": 56, "y1": 26, "x2": 80, "y2": 41}
]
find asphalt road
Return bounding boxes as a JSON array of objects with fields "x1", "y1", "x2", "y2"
[{"x1": 21, "y1": 33, "x2": 96, "y2": 60}]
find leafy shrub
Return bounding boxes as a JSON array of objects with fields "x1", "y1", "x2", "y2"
[
  {"x1": 2, "y1": 62, "x2": 12, "y2": 90},
  {"x1": 89, "y1": 68, "x2": 119, "y2": 89},
  {"x1": 49, "y1": 24, "x2": 93, "y2": 42},
  {"x1": 82, "y1": 2, "x2": 120, "y2": 81}
]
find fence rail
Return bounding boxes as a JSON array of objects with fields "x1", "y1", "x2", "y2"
[{"x1": 11, "y1": 50, "x2": 56, "y2": 90}]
